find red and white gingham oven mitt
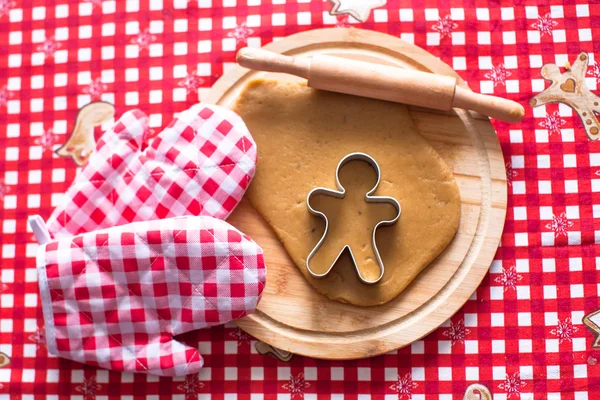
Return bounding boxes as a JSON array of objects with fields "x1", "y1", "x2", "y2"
[
  {"x1": 32, "y1": 104, "x2": 265, "y2": 376},
  {"x1": 34, "y1": 216, "x2": 266, "y2": 376},
  {"x1": 46, "y1": 103, "x2": 256, "y2": 238}
]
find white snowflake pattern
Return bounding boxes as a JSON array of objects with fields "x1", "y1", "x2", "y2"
[
  {"x1": 531, "y1": 13, "x2": 558, "y2": 36},
  {"x1": 35, "y1": 128, "x2": 56, "y2": 152},
  {"x1": 432, "y1": 15, "x2": 457, "y2": 38},
  {"x1": 227, "y1": 22, "x2": 254, "y2": 45},
  {"x1": 545, "y1": 212, "x2": 574, "y2": 238},
  {"x1": 0, "y1": 85, "x2": 13, "y2": 108},
  {"x1": 282, "y1": 373, "x2": 310, "y2": 399},
  {"x1": 494, "y1": 265, "x2": 523, "y2": 291},
  {"x1": 484, "y1": 64, "x2": 512, "y2": 87},
  {"x1": 550, "y1": 317, "x2": 579, "y2": 343},
  {"x1": 82, "y1": 77, "x2": 107, "y2": 100},
  {"x1": 336, "y1": 14, "x2": 351, "y2": 28},
  {"x1": 442, "y1": 319, "x2": 471, "y2": 345},
  {"x1": 539, "y1": 111, "x2": 566, "y2": 136},
  {"x1": 587, "y1": 63, "x2": 600, "y2": 83},
  {"x1": 83, "y1": 0, "x2": 103, "y2": 7},
  {"x1": 505, "y1": 161, "x2": 518, "y2": 186},
  {"x1": 0, "y1": 0, "x2": 15, "y2": 18},
  {"x1": 28, "y1": 327, "x2": 46, "y2": 349},
  {"x1": 131, "y1": 29, "x2": 156, "y2": 51},
  {"x1": 36, "y1": 36, "x2": 61, "y2": 59},
  {"x1": 498, "y1": 372, "x2": 526, "y2": 398},
  {"x1": 178, "y1": 72, "x2": 205, "y2": 95},
  {"x1": 229, "y1": 327, "x2": 251, "y2": 345},
  {"x1": 177, "y1": 374, "x2": 205, "y2": 399},
  {"x1": 75, "y1": 376, "x2": 101, "y2": 399},
  {"x1": 389, "y1": 373, "x2": 418, "y2": 398}
]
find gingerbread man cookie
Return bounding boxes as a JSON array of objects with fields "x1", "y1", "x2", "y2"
[
  {"x1": 463, "y1": 384, "x2": 492, "y2": 400},
  {"x1": 530, "y1": 52, "x2": 600, "y2": 140},
  {"x1": 583, "y1": 308, "x2": 600, "y2": 348},
  {"x1": 56, "y1": 101, "x2": 116, "y2": 165},
  {"x1": 306, "y1": 153, "x2": 401, "y2": 284}
]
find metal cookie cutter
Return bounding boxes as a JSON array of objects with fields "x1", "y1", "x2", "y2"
[{"x1": 306, "y1": 152, "x2": 401, "y2": 285}]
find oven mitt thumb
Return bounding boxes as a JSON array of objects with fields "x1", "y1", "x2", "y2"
[
  {"x1": 32, "y1": 215, "x2": 266, "y2": 376},
  {"x1": 46, "y1": 104, "x2": 257, "y2": 239}
]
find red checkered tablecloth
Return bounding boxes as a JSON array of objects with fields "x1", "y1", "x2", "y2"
[{"x1": 2, "y1": 0, "x2": 600, "y2": 399}]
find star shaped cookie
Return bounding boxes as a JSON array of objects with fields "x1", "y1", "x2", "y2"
[{"x1": 328, "y1": 0, "x2": 387, "y2": 22}]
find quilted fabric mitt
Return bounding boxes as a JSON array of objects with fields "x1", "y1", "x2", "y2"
[
  {"x1": 46, "y1": 104, "x2": 257, "y2": 238},
  {"x1": 36, "y1": 216, "x2": 266, "y2": 376}
]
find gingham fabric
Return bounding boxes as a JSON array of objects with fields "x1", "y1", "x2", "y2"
[
  {"x1": 37, "y1": 215, "x2": 266, "y2": 376},
  {"x1": 46, "y1": 103, "x2": 257, "y2": 238},
  {"x1": 3, "y1": 0, "x2": 600, "y2": 399}
]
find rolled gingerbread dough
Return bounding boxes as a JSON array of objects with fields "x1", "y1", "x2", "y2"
[{"x1": 233, "y1": 79, "x2": 461, "y2": 306}]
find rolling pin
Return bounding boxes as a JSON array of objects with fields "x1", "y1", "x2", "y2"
[{"x1": 236, "y1": 47, "x2": 525, "y2": 123}]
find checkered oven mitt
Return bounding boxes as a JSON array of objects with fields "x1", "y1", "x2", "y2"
[
  {"x1": 34, "y1": 216, "x2": 266, "y2": 376},
  {"x1": 46, "y1": 103, "x2": 256, "y2": 238},
  {"x1": 32, "y1": 104, "x2": 265, "y2": 376}
]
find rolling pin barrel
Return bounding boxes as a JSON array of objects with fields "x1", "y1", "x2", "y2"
[
  {"x1": 308, "y1": 55, "x2": 456, "y2": 111},
  {"x1": 236, "y1": 47, "x2": 525, "y2": 123}
]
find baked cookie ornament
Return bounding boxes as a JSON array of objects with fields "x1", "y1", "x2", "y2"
[
  {"x1": 328, "y1": 0, "x2": 387, "y2": 22},
  {"x1": 530, "y1": 52, "x2": 600, "y2": 140},
  {"x1": 55, "y1": 101, "x2": 116, "y2": 166},
  {"x1": 31, "y1": 104, "x2": 265, "y2": 376}
]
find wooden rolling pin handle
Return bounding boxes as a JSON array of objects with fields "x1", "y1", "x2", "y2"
[
  {"x1": 452, "y1": 87, "x2": 525, "y2": 123},
  {"x1": 236, "y1": 47, "x2": 310, "y2": 79}
]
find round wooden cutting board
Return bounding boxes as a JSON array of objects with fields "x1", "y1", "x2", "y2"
[{"x1": 204, "y1": 28, "x2": 507, "y2": 359}]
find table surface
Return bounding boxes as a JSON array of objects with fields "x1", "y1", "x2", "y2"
[{"x1": 1, "y1": 0, "x2": 600, "y2": 399}]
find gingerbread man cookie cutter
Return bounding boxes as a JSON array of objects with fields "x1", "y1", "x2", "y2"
[{"x1": 306, "y1": 152, "x2": 401, "y2": 285}]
